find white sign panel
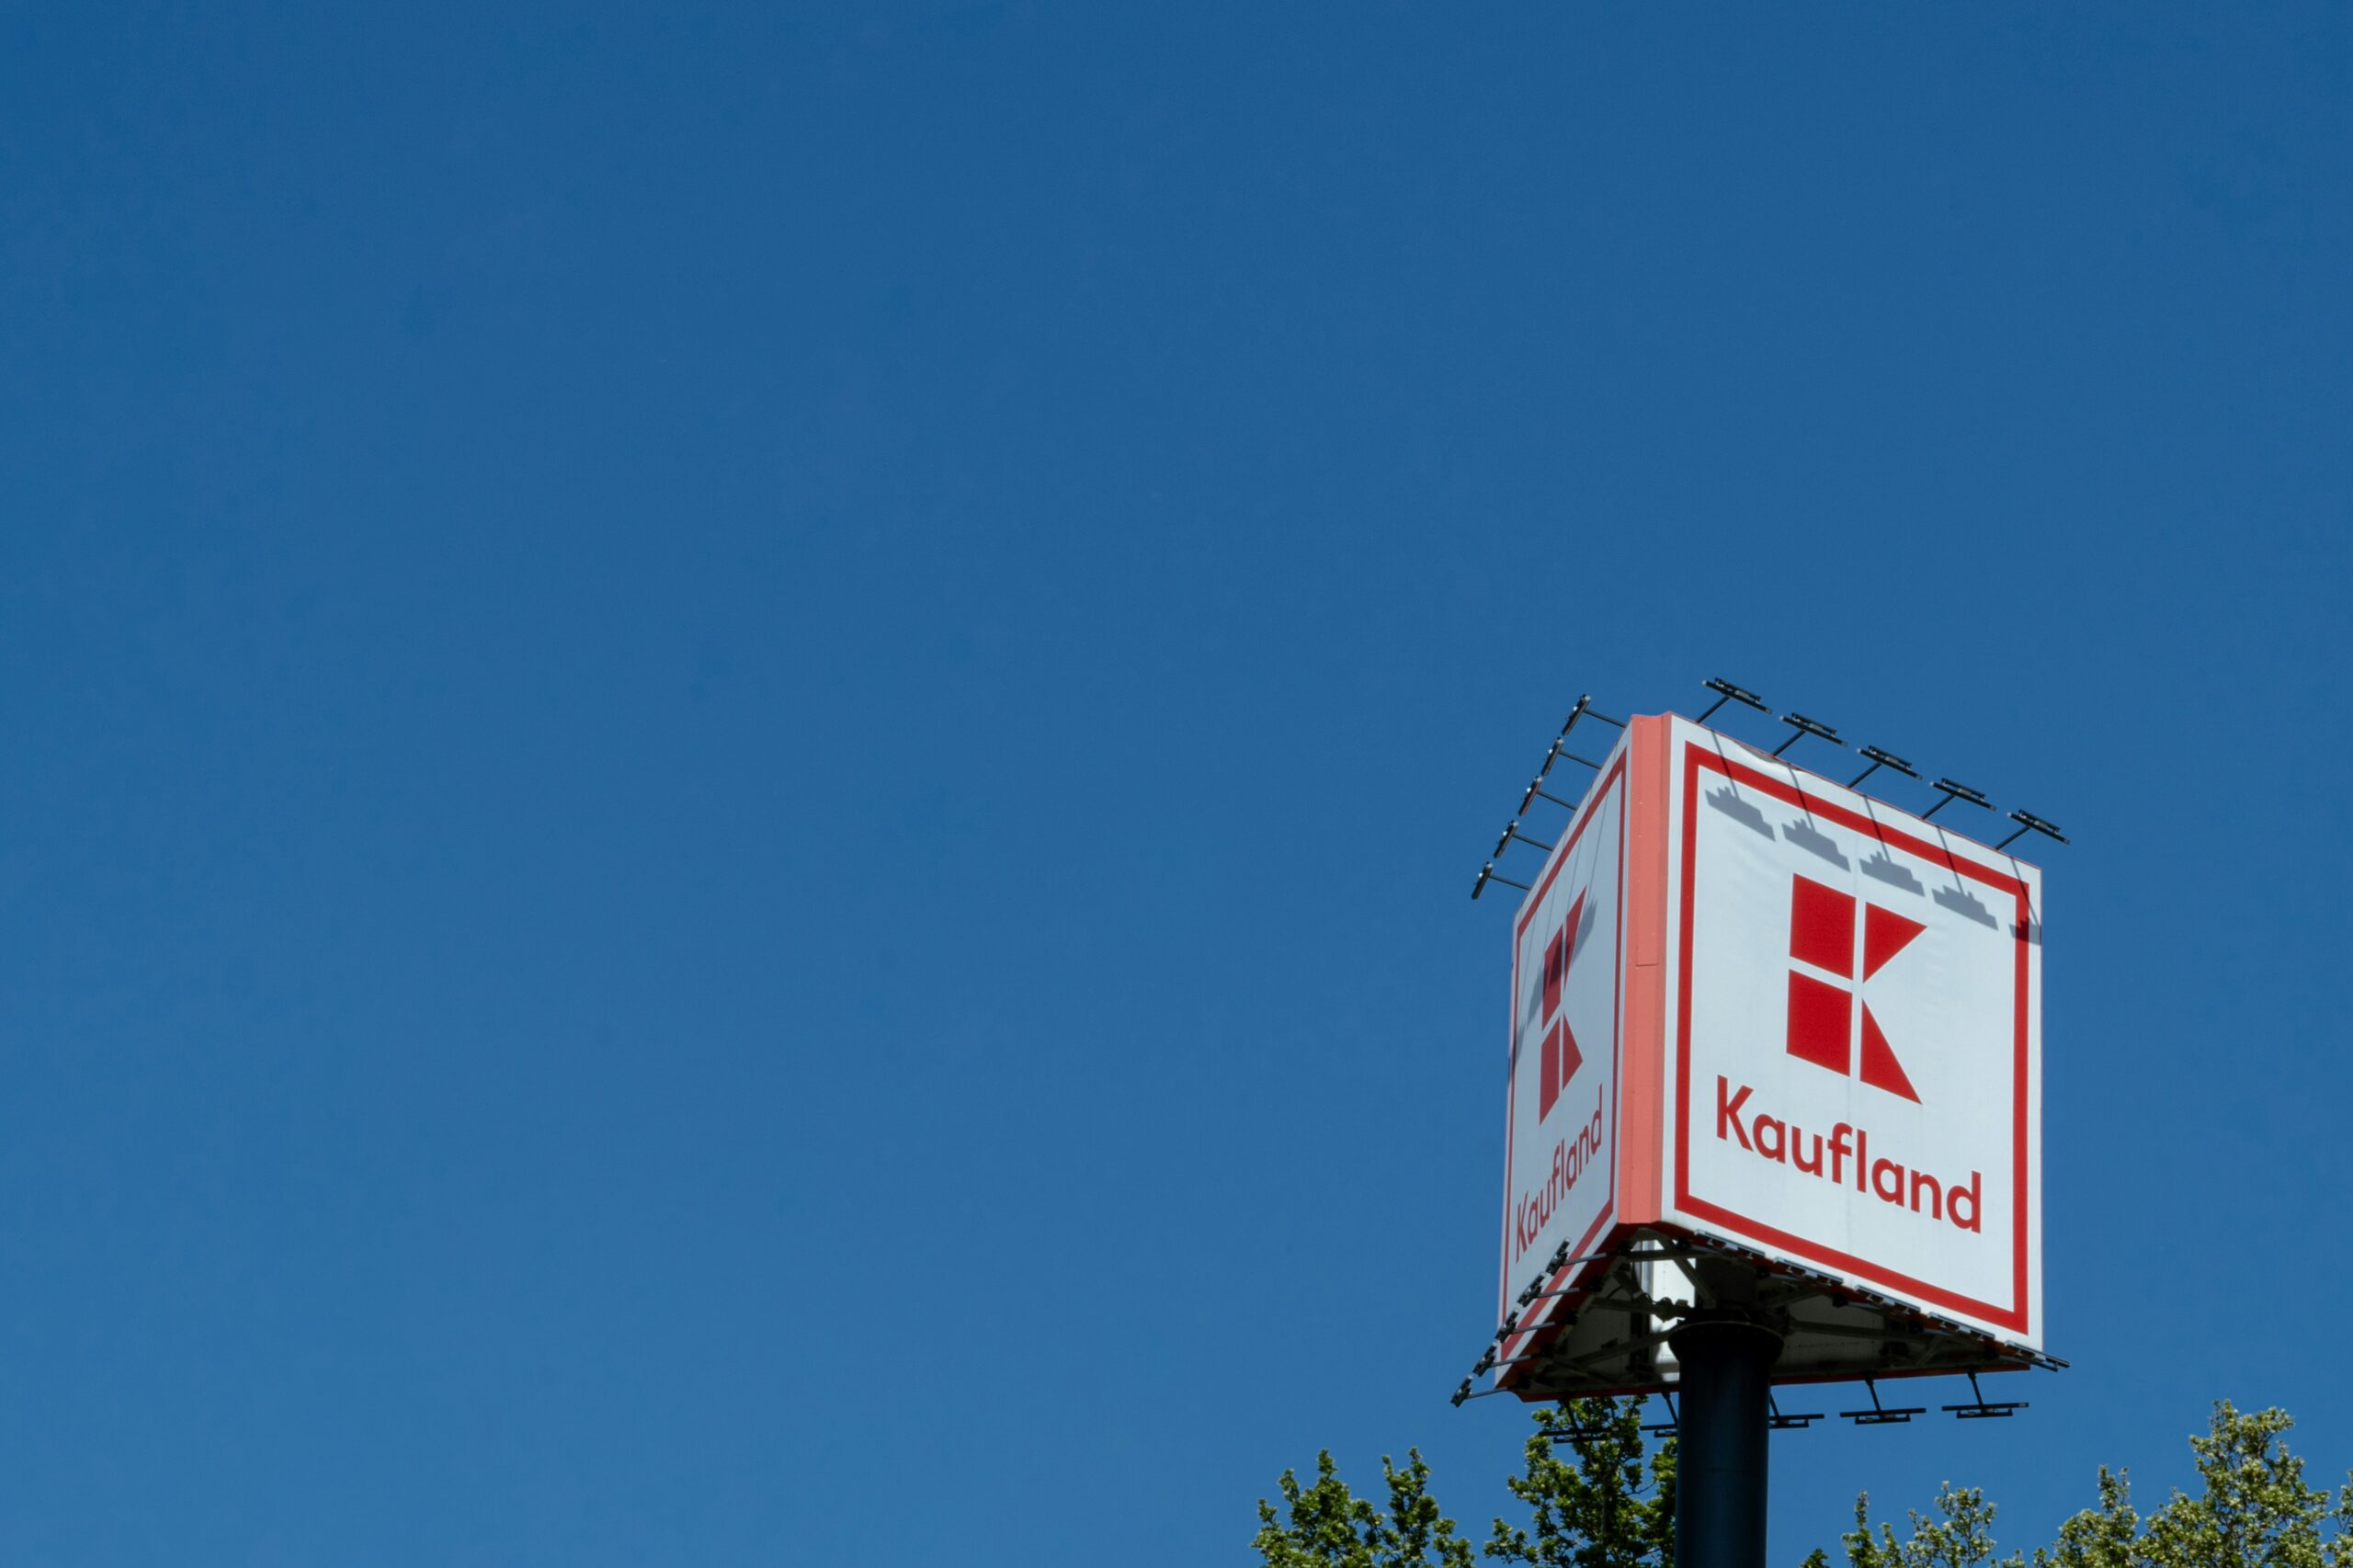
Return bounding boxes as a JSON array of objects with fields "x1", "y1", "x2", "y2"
[
  {"x1": 1497, "y1": 747, "x2": 1627, "y2": 1321},
  {"x1": 1661, "y1": 718, "x2": 2041, "y2": 1344}
]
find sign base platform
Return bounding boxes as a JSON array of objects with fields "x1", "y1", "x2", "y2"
[{"x1": 1493, "y1": 1224, "x2": 2053, "y2": 1403}]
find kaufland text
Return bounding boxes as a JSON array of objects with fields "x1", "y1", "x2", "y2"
[
  {"x1": 1515, "y1": 1085, "x2": 1604, "y2": 1258},
  {"x1": 1714, "y1": 1077, "x2": 1981, "y2": 1231}
]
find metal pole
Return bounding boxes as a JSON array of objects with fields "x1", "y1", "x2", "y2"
[{"x1": 1668, "y1": 1312, "x2": 1782, "y2": 1568}]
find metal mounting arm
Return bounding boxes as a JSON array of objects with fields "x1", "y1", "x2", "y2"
[{"x1": 1697, "y1": 677, "x2": 1768, "y2": 725}]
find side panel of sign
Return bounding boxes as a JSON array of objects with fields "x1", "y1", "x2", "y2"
[
  {"x1": 1613, "y1": 715, "x2": 1675, "y2": 1229},
  {"x1": 1657, "y1": 717, "x2": 2042, "y2": 1346},
  {"x1": 1498, "y1": 745, "x2": 1630, "y2": 1324}
]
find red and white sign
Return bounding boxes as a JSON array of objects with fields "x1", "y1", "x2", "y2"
[
  {"x1": 1496, "y1": 713, "x2": 2042, "y2": 1369},
  {"x1": 1663, "y1": 716, "x2": 2041, "y2": 1341},
  {"x1": 1497, "y1": 750, "x2": 1627, "y2": 1320}
]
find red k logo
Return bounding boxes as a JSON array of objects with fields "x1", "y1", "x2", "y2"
[
  {"x1": 1786, "y1": 875, "x2": 1924, "y2": 1102},
  {"x1": 1537, "y1": 892, "x2": 1586, "y2": 1121}
]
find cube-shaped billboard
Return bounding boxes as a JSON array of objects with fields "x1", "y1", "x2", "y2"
[{"x1": 1494, "y1": 714, "x2": 2043, "y2": 1397}]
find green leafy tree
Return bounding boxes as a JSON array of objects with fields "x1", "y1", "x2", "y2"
[
  {"x1": 2032, "y1": 1469, "x2": 2139, "y2": 1568},
  {"x1": 2136, "y1": 1403, "x2": 2348, "y2": 1568},
  {"x1": 1816, "y1": 1403, "x2": 2353, "y2": 1568},
  {"x1": 1487, "y1": 1398, "x2": 1677, "y2": 1568},
  {"x1": 1254, "y1": 1448, "x2": 1475, "y2": 1568},
  {"x1": 1254, "y1": 1397, "x2": 2353, "y2": 1568},
  {"x1": 1810, "y1": 1485, "x2": 2020, "y2": 1568},
  {"x1": 1254, "y1": 1402, "x2": 1671, "y2": 1568}
]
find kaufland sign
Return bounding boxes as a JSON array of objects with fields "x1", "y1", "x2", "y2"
[{"x1": 1500, "y1": 714, "x2": 2042, "y2": 1351}]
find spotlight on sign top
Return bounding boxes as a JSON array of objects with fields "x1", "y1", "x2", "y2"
[{"x1": 1463, "y1": 701, "x2": 2059, "y2": 1409}]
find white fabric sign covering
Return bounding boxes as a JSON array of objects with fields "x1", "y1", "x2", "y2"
[
  {"x1": 1497, "y1": 750, "x2": 1626, "y2": 1320},
  {"x1": 1662, "y1": 719, "x2": 2041, "y2": 1343}
]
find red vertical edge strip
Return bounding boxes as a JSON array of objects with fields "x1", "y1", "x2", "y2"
[
  {"x1": 1615, "y1": 715, "x2": 1671, "y2": 1226},
  {"x1": 1673, "y1": 738, "x2": 1699, "y2": 1221},
  {"x1": 2013, "y1": 881, "x2": 2030, "y2": 1335}
]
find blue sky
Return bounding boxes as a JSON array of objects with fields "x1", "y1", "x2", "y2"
[{"x1": 3, "y1": 4, "x2": 2348, "y2": 1562}]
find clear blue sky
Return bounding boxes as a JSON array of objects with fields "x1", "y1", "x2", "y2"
[{"x1": 3, "y1": 4, "x2": 2347, "y2": 1562}]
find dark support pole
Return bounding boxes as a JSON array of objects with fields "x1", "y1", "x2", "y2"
[{"x1": 1668, "y1": 1312, "x2": 1783, "y2": 1568}]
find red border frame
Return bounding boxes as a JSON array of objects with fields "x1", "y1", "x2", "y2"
[
  {"x1": 1671, "y1": 739, "x2": 2034, "y2": 1335},
  {"x1": 1496, "y1": 750, "x2": 1629, "y2": 1337}
]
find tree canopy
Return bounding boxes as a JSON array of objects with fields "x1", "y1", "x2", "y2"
[{"x1": 1253, "y1": 1400, "x2": 2353, "y2": 1568}]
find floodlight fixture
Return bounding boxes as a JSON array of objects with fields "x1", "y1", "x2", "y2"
[
  {"x1": 1995, "y1": 810, "x2": 2068, "y2": 852},
  {"x1": 1847, "y1": 745, "x2": 1919, "y2": 789},
  {"x1": 1472, "y1": 861, "x2": 1531, "y2": 901},
  {"x1": 1519, "y1": 778, "x2": 1582, "y2": 814},
  {"x1": 1922, "y1": 778, "x2": 1992, "y2": 820},
  {"x1": 1492, "y1": 818, "x2": 1553, "y2": 856},
  {"x1": 1537, "y1": 1413, "x2": 1609, "y2": 1444},
  {"x1": 1537, "y1": 737, "x2": 1605, "y2": 779},
  {"x1": 1840, "y1": 1380, "x2": 1926, "y2": 1426},
  {"x1": 1696, "y1": 677, "x2": 1769, "y2": 724},
  {"x1": 1943, "y1": 1371, "x2": 2028, "y2": 1420},
  {"x1": 1771, "y1": 711, "x2": 1844, "y2": 757}
]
